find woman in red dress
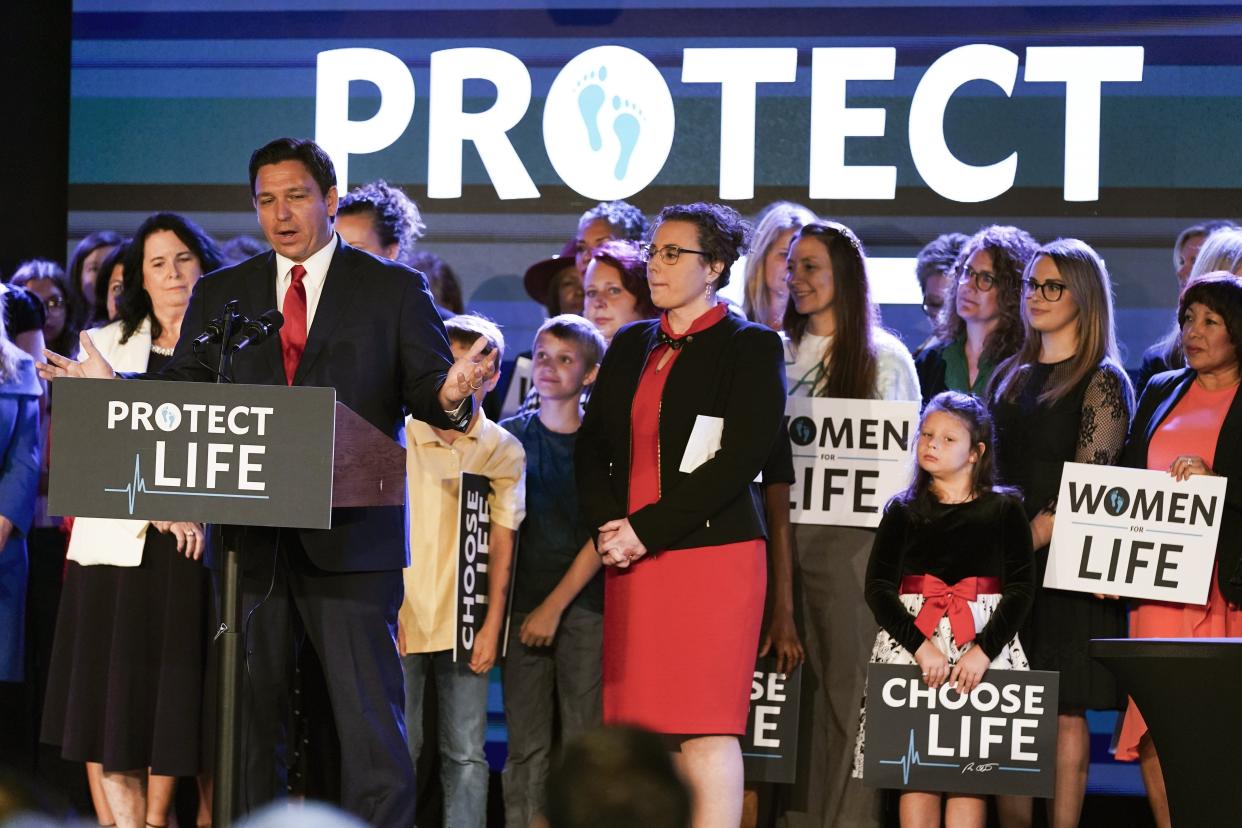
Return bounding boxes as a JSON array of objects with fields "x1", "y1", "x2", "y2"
[{"x1": 576, "y1": 203, "x2": 787, "y2": 826}]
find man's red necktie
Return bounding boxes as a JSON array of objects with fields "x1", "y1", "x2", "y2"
[{"x1": 281, "y1": 264, "x2": 307, "y2": 384}]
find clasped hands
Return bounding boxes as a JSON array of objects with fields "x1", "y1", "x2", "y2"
[{"x1": 597, "y1": 518, "x2": 646, "y2": 568}]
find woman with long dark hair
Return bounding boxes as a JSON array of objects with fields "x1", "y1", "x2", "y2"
[
  {"x1": 989, "y1": 238, "x2": 1134, "y2": 828},
  {"x1": 67, "y1": 230, "x2": 123, "y2": 327},
  {"x1": 781, "y1": 221, "x2": 919, "y2": 828},
  {"x1": 42, "y1": 212, "x2": 222, "y2": 828}
]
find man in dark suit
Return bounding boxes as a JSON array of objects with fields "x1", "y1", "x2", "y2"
[{"x1": 39, "y1": 138, "x2": 488, "y2": 825}]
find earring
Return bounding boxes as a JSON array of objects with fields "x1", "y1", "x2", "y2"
[{"x1": 705, "y1": 280, "x2": 715, "y2": 302}]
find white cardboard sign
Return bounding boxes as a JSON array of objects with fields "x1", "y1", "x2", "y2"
[
  {"x1": 1045, "y1": 462, "x2": 1227, "y2": 604},
  {"x1": 786, "y1": 397, "x2": 919, "y2": 528}
]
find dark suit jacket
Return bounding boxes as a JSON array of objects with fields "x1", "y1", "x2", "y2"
[
  {"x1": 154, "y1": 238, "x2": 463, "y2": 573},
  {"x1": 1121, "y1": 367, "x2": 1242, "y2": 603},
  {"x1": 575, "y1": 314, "x2": 786, "y2": 553}
]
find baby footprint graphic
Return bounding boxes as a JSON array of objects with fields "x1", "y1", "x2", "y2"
[
  {"x1": 611, "y1": 96, "x2": 642, "y2": 181},
  {"x1": 577, "y1": 67, "x2": 607, "y2": 151}
]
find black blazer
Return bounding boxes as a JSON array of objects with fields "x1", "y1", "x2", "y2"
[
  {"x1": 1120, "y1": 367, "x2": 1242, "y2": 603},
  {"x1": 575, "y1": 314, "x2": 786, "y2": 553},
  {"x1": 154, "y1": 238, "x2": 462, "y2": 573}
]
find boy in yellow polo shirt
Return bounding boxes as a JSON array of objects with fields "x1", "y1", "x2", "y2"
[{"x1": 399, "y1": 314, "x2": 525, "y2": 827}]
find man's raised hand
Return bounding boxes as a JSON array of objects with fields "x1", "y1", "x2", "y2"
[{"x1": 37, "y1": 330, "x2": 117, "y2": 382}]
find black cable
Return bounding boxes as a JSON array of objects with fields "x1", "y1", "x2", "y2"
[
  {"x1": 191, "y1": 341, "x2": 233, "y2": 383},
  {"x1": 238, "y1": 526, "x2": 280, "y2": 813}
]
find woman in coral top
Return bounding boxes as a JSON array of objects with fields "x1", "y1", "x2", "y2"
[
  {"x1": 1116, "y1": 271, "x2": 1242, "y2": 828},
  {"x1": 576, "y1": 202, "x2": 786, "y2": 827}
]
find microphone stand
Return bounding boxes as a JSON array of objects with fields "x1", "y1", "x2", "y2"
[{"x1": 211, "y1": 301, "x2": 245, "y2": 827}]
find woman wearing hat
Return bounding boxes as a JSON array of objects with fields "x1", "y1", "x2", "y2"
[{"x1": 524, "y1": 239, "x2": 585, "y2": 317}]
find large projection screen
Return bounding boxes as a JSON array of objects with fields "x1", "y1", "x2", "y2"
[{"x1": 68, "y1": 1, "x2": 1241, "y2": 361}]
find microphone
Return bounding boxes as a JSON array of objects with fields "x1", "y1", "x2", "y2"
[
  {"x1": 229, "y1": 309, "x2": 284, "y2": 354},
  {"x1": 192, "y1": 300, "x2": 242, "y2": 348}
]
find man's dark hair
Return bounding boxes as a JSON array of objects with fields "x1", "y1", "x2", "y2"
[
  {"x1": 248, "y1": 137, "x2": 337, "y2": 198},
  {"x1": 544, "y1": 727, "x2": 691, "y2": 828}
]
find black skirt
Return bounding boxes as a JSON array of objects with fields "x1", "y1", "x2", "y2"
[{"x1": 41, "y1": 527, "x2": 213, "y2": 776}]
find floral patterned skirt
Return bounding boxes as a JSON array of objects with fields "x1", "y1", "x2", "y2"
[{"x1": 851, "y1": 592, "x2": 1029, "y2": 778}]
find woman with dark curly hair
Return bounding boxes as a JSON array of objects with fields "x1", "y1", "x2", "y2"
[
  {"x1": 915, "y1": 225, "x2": 1039, "y2": 405},
  {"x1": 577, "y1": 203, "x2": 785, "y2": 826},
  {"x1": 335, "y1": 178, "x2": 427, "y2": 263},
  {"x1": 582, "y1": 238, "x2": 658, "y2": 344},
  {"x1": 989, "y1": 238, "x2": 1134, "y2": 828}
]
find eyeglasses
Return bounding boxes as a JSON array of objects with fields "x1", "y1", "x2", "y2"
[
  {"x1": 44, "y1": 295, "x2": 66, "y2": 310},
  {"x1": 639, "y1": 243, "x2": 708, "y2": 265},
  {"x1": 956, "y1": 264, "x2": 996, "y2": 292},
  {"x1": 1022, "y1": 277, "x2": 1067, "y2": 302}
]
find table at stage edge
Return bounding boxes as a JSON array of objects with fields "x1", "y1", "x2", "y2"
[{"x1": 1090, "y1": 637, "x2": 1242, "y2": 828}]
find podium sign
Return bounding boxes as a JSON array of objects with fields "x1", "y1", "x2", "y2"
[{"x1": 48, "y1": 378, "x2": 336, "y2": 529}]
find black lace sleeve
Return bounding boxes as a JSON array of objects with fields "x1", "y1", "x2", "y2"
[{"x1": 1075, "y1": 363, "x2": 1134, "y2": 466}]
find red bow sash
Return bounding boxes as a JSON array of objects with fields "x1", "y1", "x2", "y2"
[{"x1": 900, "y1": 575, "x2": 1001, "y2": 645}]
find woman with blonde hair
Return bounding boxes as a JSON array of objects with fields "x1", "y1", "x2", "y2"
[
  {"x1": 989, "y1": 238, "x2": 1134, "y2": 828},
  {"x1": 742, "y1": 202, "x2": 817, "y2": 331}
]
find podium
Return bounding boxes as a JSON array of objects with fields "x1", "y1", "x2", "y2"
[
  {"x1": 1090, "y1": 638, "x2": 1242, "y2": 827},
  {"x1": 50, "y1": 378, "x2": 406, "y2": 826}
]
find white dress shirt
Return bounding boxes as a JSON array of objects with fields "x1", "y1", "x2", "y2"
[{"x1": 275, "y1": 233, "x2": 337, "y2": 330}]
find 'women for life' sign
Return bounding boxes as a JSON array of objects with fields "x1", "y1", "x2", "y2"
[
  {"x1": 785, "y1": 398, "x2": 919, "y2": 528},
  {"x1": 1045, "y1": 463, "x2": 1227, "y2": 604}
]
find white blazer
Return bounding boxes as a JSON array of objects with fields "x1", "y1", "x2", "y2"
[{"x1": 66, "y1": 318, "x2": 155, "y2": 566}]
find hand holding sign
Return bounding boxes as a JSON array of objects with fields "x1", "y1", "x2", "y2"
[
  {"x1": 914, "y1": 640, "x2": 950, "y2": 689},
  {"x1": 38, "y1": 331, "x2": 116, "y2": 382},
  {"x1": 949, "y1": 645, "x2": 991, "y2": 696},
  {"x1": 1169, "y1": 454, "x2": 1213, "y2": 481}
]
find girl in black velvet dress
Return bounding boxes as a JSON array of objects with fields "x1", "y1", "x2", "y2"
[{"x1": 854, "y1": 392, "x2": 1035, "y2": 828}]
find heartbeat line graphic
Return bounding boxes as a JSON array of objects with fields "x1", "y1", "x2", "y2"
[
  {"x1": 879, "y1": 729, "x2": 959, "y2": 784},
  {"x1": 104, "y1": 453, "x2": 270, "y2": 515}
]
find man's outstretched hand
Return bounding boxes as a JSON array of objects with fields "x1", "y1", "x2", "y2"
[
  {"x1": 37, "y1": 330, "x2": 116, "y2": 382},
  {"x1": 437, "y1": 336, "x2": 493, "y2": 409}
]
